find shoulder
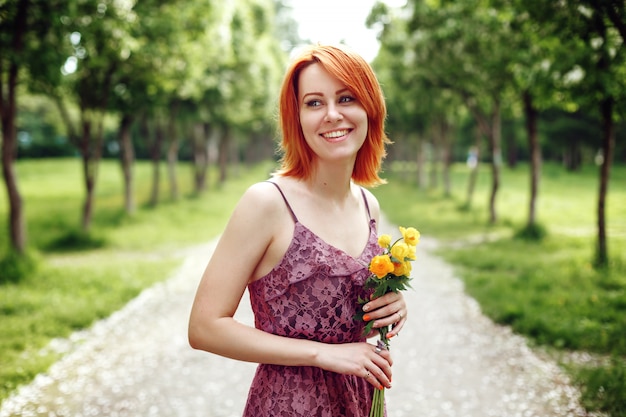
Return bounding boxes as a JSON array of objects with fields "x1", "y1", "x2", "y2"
[
  {"x1": 220, "y1": 180, "x2": 291, "y2": 252},
  {"x1": 359, "y1": 186, "x2": 381, "y2": 223},
  {"x1": 234, "y1": 181, "x2": 287, "y2": 219}
]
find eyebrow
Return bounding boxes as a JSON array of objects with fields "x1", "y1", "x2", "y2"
[{"x1": 302, "y1": 88, "x2": 351, "y2": 101}]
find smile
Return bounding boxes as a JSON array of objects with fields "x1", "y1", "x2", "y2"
[{"x1": 321, "y1": 129, "x2": 350, "y2": 139}]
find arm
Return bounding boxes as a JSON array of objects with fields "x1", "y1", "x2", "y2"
[{"x1": 188, "y1": 182, "x2": 393, "y2": 389}]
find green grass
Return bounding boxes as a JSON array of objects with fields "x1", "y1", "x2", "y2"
[
  {"x1": 1, "y1": 158, "x2": 625, "y2": 415},
  {"x1": 0, "y1": 158, "x2": 277, "y2": 402},
  {"x1": 374, "y1": 161, "x2": 626, "y2": 417},
  {"x1": 0, "y1": 257, "x2": 181, "y2": 397}
]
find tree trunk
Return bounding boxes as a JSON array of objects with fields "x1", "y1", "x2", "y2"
[
  {"x1": 1, "y1": 72, "x2": 26, "y2": 254},
  {"x1": 523, "y1": 90, "x2": 541, "y2": 227},
  {"x1": 563, "y1": 139, "x2": 582, "y2": 171},
  {"x1": 439, "y1": 119, "x2": 452, "y2": 197},
  {"x1": 145, "y1": 118, "x2": 164, "y2": 207},
  {"x1": 166, "y1": 102, "x2": 180, "y2": 200},
  {"x1": 79, "y1": 116, "x2": 104, "y2": 232},
  {"x1": 118, "y1": 114, "x2": 135, "y2": 215},
  {"x1": 218, "y1": 126, "x2": 230, "y2": 184},
  {"x1": 506, "y1": 131, "x2": 517, "y2": 168},
  {"x1": 465, "y1": 127, "x2": 481, "y2": 208},
  {"x1": 465, "y1": 96, "x2": 494, "y2": 214},
  {"x1": 428, "y1": 134, "x2": 438, "y2": 190},
  {"x1": 416, "y1": 137, "x2": 427, "y2": 189},
  {"x1": 166, "y1": 137, "x2": 179, "y2": 200},
  {"x1": 0, "y1": 0, "x2": 29, "y2": 254},
  {"x1": 596, "y1": 97, "x2": 615, "y2": 267},
  {"x1": 192, "y1": 122, "x2": 209, "y2": 193},
  {"x1": 487, "y1": 100, "x2": 502, "y2": 224}
]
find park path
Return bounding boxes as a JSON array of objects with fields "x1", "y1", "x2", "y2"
[{"x1": 0, "y1": 217, "x2": 591, "y2": 417}]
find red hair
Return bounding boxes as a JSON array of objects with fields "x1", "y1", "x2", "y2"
[{"x1": 276, "y1": 44, "x2": 391, "y2": 187}]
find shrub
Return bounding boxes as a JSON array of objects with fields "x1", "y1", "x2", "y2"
[
  {"x1": 0, "y1": 250, "x2": 39, "y2": 284},
  {"x1": 514, "y1": 222, "x2": 548, "y2": 241},
  {"x1": 46, "y1": 229, "x2": 107, "y2": 252}
]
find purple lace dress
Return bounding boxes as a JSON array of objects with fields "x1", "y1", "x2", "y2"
[{"x1": 243, "y1": 182, "x2": 383, "y2": 417}]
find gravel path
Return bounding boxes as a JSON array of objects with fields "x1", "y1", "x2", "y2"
[{"x1": 0, "y1": 218, "x2": 590, "y2": 417}]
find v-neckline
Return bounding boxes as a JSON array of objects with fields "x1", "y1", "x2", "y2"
[{"x1": 295, "y1": 220, "x2": 374, "y2": 263}]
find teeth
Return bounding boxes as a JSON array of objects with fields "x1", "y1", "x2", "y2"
[{"x1": 322, "y1": 130, "x2": 349, "y2": 139}]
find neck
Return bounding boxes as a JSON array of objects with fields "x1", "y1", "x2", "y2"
[{"x1": 307, "y1": 160, "x2": 354, "y2": 199}]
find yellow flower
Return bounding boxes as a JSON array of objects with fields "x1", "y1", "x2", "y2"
[
  {"x1": 406, "y1": 244, "x2": 417, "y2": 261},
  {"x1": 400, "y1": 226, "x2": 420, "y2": 246},
  {"x1": 377, "y1": 234, "x2": 392, "y2": 249},
  {"x1": 392, "y1": 260, "x2": 412, "y2": 277},
  {"x1": 369, "y1": 255, "x2": 394, "y2": 278},
  {"x1": 390, "y1": 241, "x2": 410, "y2": 262}
]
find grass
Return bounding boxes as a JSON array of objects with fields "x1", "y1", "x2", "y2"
[
  {"x1": 374, "y1": 161, "x2": 626, "y2": 416},
  {"x1": 1, "y1": 158, "x2": 625, "y2": 415},
  {"x1": 0, "y1": 158, "x2": 277, "y2": 402}
]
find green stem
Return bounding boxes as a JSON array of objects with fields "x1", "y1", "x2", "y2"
[{"x1": 369, "y1": 387, "x2": 385, "y2": 417}]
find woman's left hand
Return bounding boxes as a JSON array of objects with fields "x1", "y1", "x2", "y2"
[{"x1": 361, "y1": 291, "x2": 407, "y2": 339}]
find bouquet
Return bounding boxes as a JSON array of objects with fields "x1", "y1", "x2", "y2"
[{"x1": 355, "y1": 226, "x2": 420, "y2": 417}]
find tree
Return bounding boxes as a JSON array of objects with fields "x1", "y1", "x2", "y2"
[
  {"x1": 52, "y1": 0, "x2": 140, "y2": 231},
  {"x1": 403, "y1": 0, "x2": 517, "y2": 222},
  {"x1": 1, "y1": 0, "x2": 70, "y2": 253},
  {"x1": 520, "y1": 0, "x2": 625, "y2": 265},
  {"x1": 108, "y1": 0, "x2": 208, "y2": 208}
]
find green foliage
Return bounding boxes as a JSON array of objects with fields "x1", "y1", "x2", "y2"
[
  {"x1": 446, "y1": 237, "x2": 626, "y2": 355},
  {"x1": 572, "y1": 357, "x2": 626, "y2": 417},
  {"x1": 0, "y1": 250, "x2": 39, "y2": 285},
  {"x1": 514, "y1": 222, "x2": 548, "y2": 241},
  {"x1": 46, "y1": 229, "x2": 107, "y2": 251}
]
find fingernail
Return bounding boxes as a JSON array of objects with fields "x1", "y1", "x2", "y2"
[
  {"x1": 363, "y1": 314, "x2": 371, "y2": 321},
  {"x1": 363, "y1": 304, "x2": 370, "y2": 312},
  {"x1": 378, "y1": 385, "x2": 384, "y2": 390},
  {"x1": 387, "y1": 333, "x2": 395, "y2": 339}
]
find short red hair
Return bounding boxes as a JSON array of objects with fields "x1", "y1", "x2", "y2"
[{"x1": 276, "y1": 44, "x2": 391, "y2": 187}]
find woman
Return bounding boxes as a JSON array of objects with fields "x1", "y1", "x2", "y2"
[{"x1": 188, "y1": 44, "x2": 407, "y2": 416}]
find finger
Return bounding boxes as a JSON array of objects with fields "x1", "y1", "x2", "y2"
[
  {"x1": 367, "y1": 304, "x2": 404, "y2": 329},
  {"x1": 373, "y1": 344, "x2": 393, "y2": 367},
  {"x1": 387, "y1": 312, "x2": 406, "y2": 338},
  {"x1": 363, "y1": 362, "x2": 392, "y2": 390},
  {"x1": 363, "y1": 291, "x2": 399, "y2": 312},
  {"x1": 363, "y1": 292, "x2": 405, "y2": 321}
]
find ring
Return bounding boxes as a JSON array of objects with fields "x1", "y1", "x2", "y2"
[
  {"x1": 364, "y1": 371, "x2": 370, "y2": 379},
  {"x1": 375, "y1": 346, "x2": 382, "y2": 354},
  {"x1": 397, "y1": 311, "x2": 403, "y2": 320}
]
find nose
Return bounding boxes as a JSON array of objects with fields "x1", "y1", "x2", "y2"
[{"x1": 324, "y1": 104, "x2": 343, "y2": 123}]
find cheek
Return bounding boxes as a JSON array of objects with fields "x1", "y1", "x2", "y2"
[{"x1": 299, "y1": 111, "x2": 321, "y2": 136}]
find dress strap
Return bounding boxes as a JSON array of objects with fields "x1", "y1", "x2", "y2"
[
  {"x1": 359, "y1": 187, "x2": 372, "y2": 221},
  {"x1": 265, "y1": 181, "x2": 298, "y2": 223}
]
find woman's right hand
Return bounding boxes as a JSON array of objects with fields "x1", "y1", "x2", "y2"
[{"x1": 314, "y1": 342, "x2": 393, "y2": 390}]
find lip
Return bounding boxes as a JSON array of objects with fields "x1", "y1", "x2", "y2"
[{"x1": 320, "y1": 129, "x2": 352, "y2": 141}]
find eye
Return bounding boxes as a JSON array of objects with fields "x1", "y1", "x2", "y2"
[
  {"x1": 339, "y1": 95, "x2": 356, "y2": 104},
  {"x1": 304, "y1": 99, "x2": 322, "y2": 108}
]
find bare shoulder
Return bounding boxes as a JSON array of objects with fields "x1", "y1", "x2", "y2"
[
  {"x1": 232, "y1": 181, "x2": 286, "y2": 222},
  {"x1": 360, "y1": 187, "x2": 381, "y2": 223}
]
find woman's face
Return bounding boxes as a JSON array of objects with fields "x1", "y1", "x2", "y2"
[{"x1": 297, "y1": 63, "x2": 368, "y2": 164}]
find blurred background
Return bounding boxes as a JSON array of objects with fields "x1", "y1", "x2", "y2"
[{"x1": 1, "y1": 1, "x2": 625, "y2": 415}]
